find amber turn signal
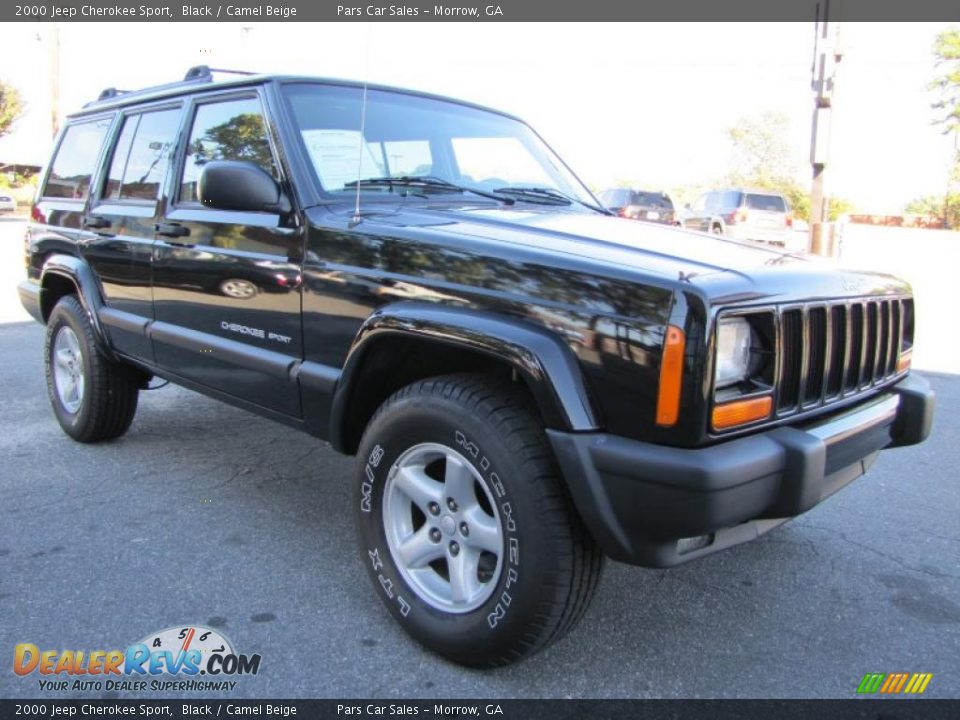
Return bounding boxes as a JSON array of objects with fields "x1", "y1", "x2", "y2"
[
  {"x1": 896, "y1": 349, "x2": 912, "y2": 374},
  {"x1": 656, "y1": 325, "x2": 686, "y2": 427},
  {"x1": 712, "y1": 395, "x2": 773, "y2": 431}
]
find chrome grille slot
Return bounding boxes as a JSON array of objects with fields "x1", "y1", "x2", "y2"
[
  {"x1": 889, "y1": 300, "x2": 901, "y2": 375},
  {"x1": 862, "y1": 301, "x2": 878, "y2": 386},
  {"x1": 825, "y1": 305, "x2": 846, "y2": 397},
  {"x1": 778, "y1": 309, "x2": 802, "y2": 411},
  {"x1": 846, "y1": 303, "x2": 864, "y2": 392},
  {"x1": 877, "y1": 301, "x2": 890, "y2": 381},
  {"x1": 803, "y1": 307, "x2": 827, "y2": 404}
]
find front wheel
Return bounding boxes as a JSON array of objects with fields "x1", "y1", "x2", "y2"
[
  {"x1": 44, "y1": 296, "x2": 140, "y2": 443},
  {"x1": 354, "y1": 373, "x2": 603, "y2": 667}
]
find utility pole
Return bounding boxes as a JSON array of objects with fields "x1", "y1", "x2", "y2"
[
  {"x1": 945, "y1": 134, "x2": 958, "y2": 230},
  {"x1": 49, "y1": 25, "x2": 60, "y2": 138},
  {"x1": 809, "y1": 4, "x2": 842, "y2": 255}
]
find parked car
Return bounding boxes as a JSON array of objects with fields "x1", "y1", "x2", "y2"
[
  {"x1": 18, "y1": 67, "x2": 934, "y2": 668},
  {"x1": 598, "y1": 188, "x2": 678, "y2": 224},
  {"x1": 0, "y1": 194, "x2": 17, "y2": 213},
  {"x1": 683, "y1": 188, "x2": 802, "y2": 250}
]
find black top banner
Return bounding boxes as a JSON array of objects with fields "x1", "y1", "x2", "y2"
[{"x1": 4, "y1": 0, "x2": 960, "y2": 22}]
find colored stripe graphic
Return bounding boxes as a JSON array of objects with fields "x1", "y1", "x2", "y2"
[
  {"x1": 857, "y1": 673, "x2": 932, "y2": 694},
  {"x1": 857, "y1": 673, "x2": 886, "y2": 693}
]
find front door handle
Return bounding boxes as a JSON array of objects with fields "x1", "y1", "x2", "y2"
[{"x1": 155, "y1": 222, "x2": 190, "y2": 238}]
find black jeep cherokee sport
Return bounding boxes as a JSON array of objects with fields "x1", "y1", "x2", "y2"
[{"x1": 19, "y1": 67, "x2": 934, "y2": 668}]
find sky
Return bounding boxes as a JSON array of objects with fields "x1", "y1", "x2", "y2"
[{"x1": 0, "y1": 22, "x2": 954, "y2": 213}]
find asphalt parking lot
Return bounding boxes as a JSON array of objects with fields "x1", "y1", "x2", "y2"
[
  {"x1": 0, "y1": 217, "x2": 958, "y2": 699},
  {"x1": 1, "y1": 323, "x2": 958, "y2": 699}
]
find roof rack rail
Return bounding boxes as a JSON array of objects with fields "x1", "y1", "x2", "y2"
[
  {"x1": 183, "y1": 65, "x2": 257, "y2": 81},
  {"x1": 85, "y1": 66, "x2": 257, "y2": 108},
  {"x1": 97, "y1": 87, "x2": 128, "y2": 102}
]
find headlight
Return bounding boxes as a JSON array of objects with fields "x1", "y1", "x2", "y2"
[{"x1": 715, "y1": 318, "x2": 754, "y2": 389}]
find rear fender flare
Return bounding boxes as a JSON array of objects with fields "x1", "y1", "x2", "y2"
[{"x1": 40, "y1": 254, "x2": 113, "y2": 357}]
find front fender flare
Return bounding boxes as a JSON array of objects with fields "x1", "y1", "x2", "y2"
[{"x1": 329, "y1": 302, "x2": 600, "y2": 451}]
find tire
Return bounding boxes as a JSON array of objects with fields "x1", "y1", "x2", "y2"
[
  {"x1": 711, "y1": 223, "x2": 724, "y2": 235},
  {"x1": 354, "y1": 373, "x2": 603, "y2": 667},
  {"x1": 44, "y1": 295, "x2": 140, "y2": 443}
]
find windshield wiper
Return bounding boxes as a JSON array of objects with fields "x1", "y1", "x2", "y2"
[
  {"x1": 493, "y1": 186, "x2": 610, "y2": 214},
  {"x1": 345, "y1": 176, "x2": 514, "y2": 205}
]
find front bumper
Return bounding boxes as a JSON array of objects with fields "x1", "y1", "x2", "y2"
[
  {"x1": 725, "y1": 223, "x2": 796, "y2": 248},
  {"x1": 548, "y1": 374, "x2": 935, "y2": 567}
]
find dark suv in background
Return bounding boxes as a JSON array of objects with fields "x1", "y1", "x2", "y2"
[
  {"x1": 17, "y1": 67, "x2": 934, "y2": 668},
  {"x1": 598, "y1": 188, "x2": 677, "y2": 224}
]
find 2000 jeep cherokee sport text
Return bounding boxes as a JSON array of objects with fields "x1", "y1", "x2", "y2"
[{"x1": 18, "y1": 67, "x2": 935, "y2": 667}]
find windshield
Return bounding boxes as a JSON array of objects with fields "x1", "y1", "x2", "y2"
[
  {"x1": 282, "y1": 83, "x2": 597, "y2": 206},
  {"x1": 634, "y1": 192, "x2": 673, "y2": 209}
]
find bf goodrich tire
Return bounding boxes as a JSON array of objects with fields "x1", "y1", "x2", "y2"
[
  {"x1": 354, "y1": 373, "x2": 603, "y2": 667},
  {"x1": 44, "y1": 296, "x2": 140, "y2": 443}
]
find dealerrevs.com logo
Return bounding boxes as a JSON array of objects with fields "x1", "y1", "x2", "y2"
[{"x1": 13, "y1": 626, "x2": 261, "y2": 693}]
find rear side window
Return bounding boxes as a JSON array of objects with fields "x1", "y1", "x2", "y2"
[
  {"x1": 745, "y1": 193, "x2": 787, "y2": 212},
  {"x1": 103, "y1": 108, "x2": 181, "y2": 201},
  {"x1": 599, "y1": 189, "x2": 631, "y2": 207},
  {"x1": 44, "y1": 119, "x2": 112, "y2": 200},
  {"x1": 719, "y1": 190, "x2": 743, "y2": 210},
  {"x1": 179, "y1": 97, "x2": 277, "y2": 204}
]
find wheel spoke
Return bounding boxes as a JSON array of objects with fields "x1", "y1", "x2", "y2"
[
  {"x1": 55, "y1": 349, "x2": 72, "y2": 369},
  {"x1": 463, "y1": 506, "x2": 501, "y2": 555},
  {"x1": 396, "y1": 525, "x2": 444, "y2": 569},
  {"x1": 64, "y1": 332, "x2": 80, "y2": 355},
  {"x1": 448, "y1": 546, "x2": 482, "y2": 604},
  {"x1": 393, "y1": 465, "x2": 443, "y2": 511},
  {"x1": 443, "y1": 454, "x2": 476, "y2": 508},
  {"x1": 64, "y1": 377, "x2": 77, "y2": 401}
]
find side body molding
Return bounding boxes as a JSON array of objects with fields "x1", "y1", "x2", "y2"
[{"x1": 326, "y1": 302, "x2": 600, "y2": 452}]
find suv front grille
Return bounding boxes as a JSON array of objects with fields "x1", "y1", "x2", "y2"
[{"x1": 775, "y1": 297, "x2": 910, "y2": 415}]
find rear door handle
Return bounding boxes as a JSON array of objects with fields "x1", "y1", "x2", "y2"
[
  {"x1": 82, "y1": 215, "x2": 111, "y2": 230},
  {"x1": 155, "y1": 222, "x2": 190, "y2": 238}
]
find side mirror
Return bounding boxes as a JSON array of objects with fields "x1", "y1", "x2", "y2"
[{"x1": 198, "y1": 160, "x2": 291, "y2": 214}]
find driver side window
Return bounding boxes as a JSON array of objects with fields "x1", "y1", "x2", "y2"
[{"x1": 179, "y1": 96, "x2": 277, "y2": 205}]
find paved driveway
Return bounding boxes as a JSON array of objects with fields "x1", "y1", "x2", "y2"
[{"x1": 0, "y1": 318, "x2": 957, "y2": 699}]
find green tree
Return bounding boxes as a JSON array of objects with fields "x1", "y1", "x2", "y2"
[
  {"x1": 726, "y1": 112, "x2": 799, "y2": 189},
  {"x1": 929, "y1": 28, "x2": 960, "y2": 227},
  {"x1": 724, "y1": 113, "x2": 853, "y2": 222},
  {"x1": 0, "y1": 80, "x2": 24, "y2": 139},
  {"x1": 906, "y1": 193, "x2": 960, "y2": 227},
  {"x1": 930, "y1": 29, "x2": 960, "y2": 134}
]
